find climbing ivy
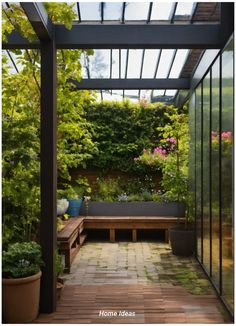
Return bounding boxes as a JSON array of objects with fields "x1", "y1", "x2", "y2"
[{"x1": 84, "y1": 100, "x2": 180, "y2": 173}]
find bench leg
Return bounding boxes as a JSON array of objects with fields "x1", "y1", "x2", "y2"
[
  {"x1": 165, "y1": 229, "x2": 169, "y2": 244},
  {"x1": 110, "y1": 229, "x2": 115, "y2": 242},
  {"x1": 64, "y1": 251, "x2": 71, "y2": 273},
  {"x1": 132, "y1": 229, "x2": 137, "y2": 242}
]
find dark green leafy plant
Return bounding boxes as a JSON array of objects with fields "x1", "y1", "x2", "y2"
[
  {"x1": 2, "y1": 3, "x2": 96, "y2": 246},
  {"x1": 55, "y1": 248, "x2": 64, "y2": 277},
  {"x1": 2, "y1": 242, "x2": 44, "y2": 279}
]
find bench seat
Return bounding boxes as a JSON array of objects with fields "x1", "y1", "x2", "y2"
[
  {"x1": 57, "y1": 217, "x2": 86, "y2": 273},
  {"x1": 83, "y1": 215, "x2": 185, "y2": 243}
]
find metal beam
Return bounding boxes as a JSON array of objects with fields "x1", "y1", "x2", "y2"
[
  {"x1": 40, "y1": 39, "x2": 57, "y2": 313},
  {"x1": 3, "y1": 23, "x2": 223, "y2": 50},
  {"x1": 2, "y1": 31, "x2": 40, "y2": 49},
  {"x1": 55, "y1": 24, "x2": 222, "y2": 49},
  {"x1": 220, "y1": 3, "x2": 234, "y2": 46},
  {"x1": 20, "y1": 2, "x2": 53, "y2": 41},
  {"x1": 69, "y1": 78, "x2": 190, "y2": 90}
]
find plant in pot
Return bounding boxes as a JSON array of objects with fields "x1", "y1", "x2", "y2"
[
  {"x1": 169, "y1": 193, "x2": 195, "y2": 256},
  {"x1": 55, "y1": 248, "x2": 64, "y2": 300},
  {"x1": 158, "y1": 107, "x2": 195, "y2": 256},
  {"x1": 2, "y1": 241, "x2": 44, "y2": 323},
  {"x1": 60, "y1": 177, "x2": 91, "y2": 217}
]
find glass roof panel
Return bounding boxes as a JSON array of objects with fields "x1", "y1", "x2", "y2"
[
  {"x1": 125, "y1": 2, "x2": 150, "y2": 21},
  {"x1": 121, "y1": 49, "x2": 128, "y2": 78},
  {"x1": 79, "y1": 2, "x2": 101, "y2": 21},
  {"x1": 151, "y1": 3, "x2": 174, "y2": 20},
  {"x1": 80, "y1": 51, "x2": 89, "y2": 78},
  {"x1": 111, "y1": 49, "x2": 119, "y2": 79},
  {"x1": 140, "y1": 89, "x2": 152, "y2": 101},
  {"x1": 124, "y1": 89, "x2": 139, "y2": 100},
  {"x1": 102, "y1": 90, "x2": 124, "y2": 101},
  {"x1": 127, "y1": 49, "x2": 143, "y2": 78},
  {"x1": 89, "y1": 49, "x2": 110, "y2": 78},
  {"x1": 175, "y1": 2, "x2": 195, "y2": 18},
  {"x1": 169, "y1": 49, "x2": 189, "y2": 78},
  {"x1": 142, "y1": 50, "x2": 161, "y2": 78},
  {"x1": 153, "y1": 90, "x2": 165, "y2": 96},
  {"x1": 165, "y1": 89, "x2": 177, "y2": 96},
  {"x1": 70, "y1": 3, "x2": 79, "y2": 20},
  {"x1": 156, "y1": 49, "x2": 175, "y2": 78},
  {"x1": 104, "y1": 2, "x2": 123, "y2": 21}
]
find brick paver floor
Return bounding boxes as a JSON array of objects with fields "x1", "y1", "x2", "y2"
[
  {"x1": 63, "y1": 241, "x2": 215, "y2": 295},
  {"x1": 35, "y1": 241, "x2": 232, "y2": 323}
]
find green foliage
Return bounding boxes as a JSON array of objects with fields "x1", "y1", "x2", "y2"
[
  {"x1": 84, "y1": 101, "x2": 173, "y2": 172},
  {"x1": 2, "y1": 4, "x2": 96, "y2": 246},
  {"x1": 44, "y1": 3, "x2": 76, "y2": 29},
  {"x1": 55, "y1": 248, "x2": 64, "y2": 276},
  {"x1": 93, "y1": 178, "x2": 121, "y2": 202},
  {"x1": 136, "y1": 106, "x2": 189, "y2": 203},
  {"x1": 92, "y1": 177, "x2": 162, "y2": 202},
  {"x1": 58, "y1": 176, "x2": 91, "y2": 199},
  {"x1": 2, "y1": 242, "x2": 44, "y2": 279}
]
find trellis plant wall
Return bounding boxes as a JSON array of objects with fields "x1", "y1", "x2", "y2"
[{"x1": 189, "y1": 36, "x2": 234, "y2": 314}]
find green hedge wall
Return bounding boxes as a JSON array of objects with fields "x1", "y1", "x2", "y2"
[{"x1": 83, "y1": 100, "x2": 178, "y2": 173}]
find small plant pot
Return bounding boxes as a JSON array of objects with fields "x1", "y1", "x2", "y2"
[
  {"x1": 57, "y1": 278, "x2": 65, "y2": 300},
  {"x1": 2, "y1": 271, "x2": 41, "y2": 323},
  {"x1": 57, "y1": 198, "x2": 69, "y2": 216},
  {"x1": 169, "y1": 227, "x2": 195, "y2": 256},
  {"x1": 67, "y1": 198, "x2": 82, "y2": 216}
]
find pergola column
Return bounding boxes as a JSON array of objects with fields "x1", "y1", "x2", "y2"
[{"x1": 40, "y1": 39, "x2": 57, "y2": 313}]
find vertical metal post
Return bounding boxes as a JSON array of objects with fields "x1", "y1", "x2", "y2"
[
  {"x1": 40, "y1": 39, "x2": 57, "y2": 313},
  {"x1": 200, "y1": 82, "x2": 203, "y2": 264},
  {"x1": 219, "y1": 52, "x2": 222, "y2": 295},
  {"x1": 209, "y1": 68, "x2": 212, "y2": 277}
]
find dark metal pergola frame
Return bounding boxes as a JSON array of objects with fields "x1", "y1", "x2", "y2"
[{"x1": 2, "y1": 2, "x2": 234, "y2": 313}]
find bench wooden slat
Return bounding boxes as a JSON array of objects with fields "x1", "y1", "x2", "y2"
[
  {"x1": 58, "y1": 217, "x2": 84, "y2": 240},
  {"x1": 83, "y1": 215, "x2": 185, "y2": 243}
]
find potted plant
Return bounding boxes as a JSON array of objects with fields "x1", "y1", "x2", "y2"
[
  {"x1": 169, "y1": 194, "x2": 195, "y2": 256},
  {"x1": 57, "y1": 198, "x2": 69, "y2": 216},
  {"x1": 55, "y1": 249, "x2": 64, "y2": 300},
  {"x1": 2, "y1": 241, "x2": 44, "y2": 323},
  {"x1": 59, "y1": 177, "x2": 91, "y2": 217}
]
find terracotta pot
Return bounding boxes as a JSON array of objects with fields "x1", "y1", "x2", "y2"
[
  {"x1": 2, "y1": 271, "x2": 41, "y2": 323},
  {"x1": 57, "y1": 278, "x2": 65, "y2": 300}
]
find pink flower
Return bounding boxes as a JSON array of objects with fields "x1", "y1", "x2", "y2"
[
  {"x1": 167, "y1": 137, "x2": 176, "y2": 144},
  {"x1": 222, "y1": 131, "x2": 232, "y2": 140},
  {"x1": 134, "y1": 157, "x2": 139, "y2": 161},
  {"x1": 211, "y1": 131, "x2": 218, "y2": 140}
]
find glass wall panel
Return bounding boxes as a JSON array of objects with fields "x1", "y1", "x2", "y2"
[
  {"x1": 188, "y1": 93, "x2": 196, "y2": 225},
  {"x1": 211, "y1": 57, "x2": 220, "y2": 287},
  {"x1": 221, "y1": 38, "x2": 234, "y2": 312},
  {"x1": 202, "y1": 73, "x2": 211, "y2": 272},
  {"x1": 195, "y1": 85, "x2": 202, "y2": 260}
]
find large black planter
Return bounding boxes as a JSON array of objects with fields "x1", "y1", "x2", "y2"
[
  {"x1": 169, "y1": 227, "x2": 195, "y2": 256},
  {"x1": 80, "y1": 201, "x2": 186, "y2": 217}
]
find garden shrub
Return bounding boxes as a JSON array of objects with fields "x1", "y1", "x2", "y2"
[{"x1": 84, "y1": 101, "x2": 178, "y2": 173}]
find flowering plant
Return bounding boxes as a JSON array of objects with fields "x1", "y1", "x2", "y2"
[{"x1": 134, "y1": 106, "x2": 189, "y2": 203}]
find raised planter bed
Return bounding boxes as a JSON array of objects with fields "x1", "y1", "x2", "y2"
[{"x1": 80, "y1": 201, "x2": 185, "y2": 217}]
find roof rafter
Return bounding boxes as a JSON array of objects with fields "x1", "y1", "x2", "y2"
[
  {"x1": 20, "y1": 2, "x2": 53, "y2": 41},
  {"x1": 54, "y1": 24, "x2": 222, "y2": 49},
  {"x1": 69, "y1": 78, "x2": 190, "y2": 90}
]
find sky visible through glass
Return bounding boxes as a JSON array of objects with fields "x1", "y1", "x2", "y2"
[{"x1": 3, "y1": 2, "x2": 196, "y2": 103}]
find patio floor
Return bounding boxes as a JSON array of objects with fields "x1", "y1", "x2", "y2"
[{"x1": 35, "y1": 241, "x2": 231, "y2": 324}]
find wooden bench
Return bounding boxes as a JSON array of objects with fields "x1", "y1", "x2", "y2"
[
  {"x1": 57, "y1": 217, "x2": 86, "y2": 273},
  {"x1": 83, "y1": 216, "x2": 185, "y2": 243}
]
